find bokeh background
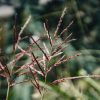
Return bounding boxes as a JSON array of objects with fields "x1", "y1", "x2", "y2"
[{"x1": 0, "y1": 0, "x2": 100, "y2": 100}]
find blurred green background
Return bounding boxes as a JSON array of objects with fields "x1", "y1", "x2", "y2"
[{"x1": 0, "y1": 0, "x2": 100, "y2": 100}]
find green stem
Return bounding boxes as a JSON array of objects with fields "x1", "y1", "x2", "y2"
[
  {"x1": 6, "y1": 78, "x2": 10, "y2": 100},
  {"x1": 41, "y1": 74, "x2": 47, "y2": 100}
]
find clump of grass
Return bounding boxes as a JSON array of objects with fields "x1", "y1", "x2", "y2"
[{"x1": 0, "y1": 7, "x2": 100, "y2": 100}]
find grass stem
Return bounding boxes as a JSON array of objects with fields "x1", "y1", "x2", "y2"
[{"x1": 6, "y1": 78, "x2": 10, "y2": 100}]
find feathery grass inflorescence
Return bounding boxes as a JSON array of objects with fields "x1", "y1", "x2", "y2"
[{"x1": 0, "y1": 7, "x2": 100, "y2": 99}]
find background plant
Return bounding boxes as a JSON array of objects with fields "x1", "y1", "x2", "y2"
[{"x1": 0, "y1": 0, "x2": 100, "y2": 100}]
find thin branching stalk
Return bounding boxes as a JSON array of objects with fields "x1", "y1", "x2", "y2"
[
  {"x1": 44, "y1": 20, "x2": 53, "y2": 47},
  {"x1": 6, "y1": 78, "x2": 10, "y2": 100},
  {"x1": 52, "y1": 74, "x2": 100, "y2": 84},
  {"x1": 10, "y1": 79, "x2": 30, "y2": 87},
  {"x1": 15, "y1": 16, "x2": 31, "y2": 50},
  {"x1": 31, "y1": 52, "x2": 45, "y2": 76},
  {"x1": 59, "y1": 21, "x2": 73, "y2": 37},
  {"x1": 30, "y1": 36, "x2": 49, "y2": 60},
  {"x1": 54, "y1": 7, "x2": 67, "y2": 37},
  {"x1": 41, "y1": 71, "x2": 47, "y2": 100}
]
